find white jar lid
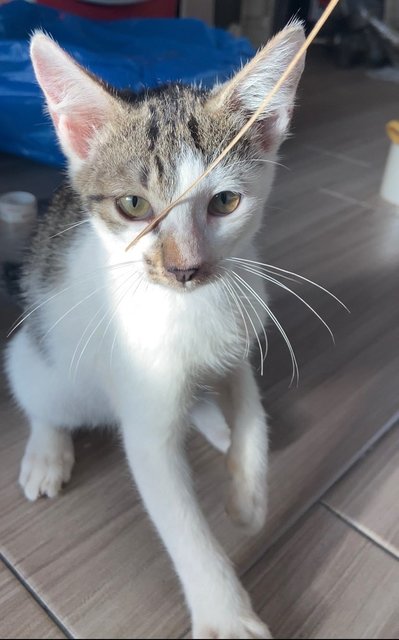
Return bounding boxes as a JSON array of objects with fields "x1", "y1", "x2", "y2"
[{"x1": 0, "y1": 191, "x2": 38, "y2": 224}]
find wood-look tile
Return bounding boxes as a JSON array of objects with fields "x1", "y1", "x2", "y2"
[
  {"x1": 272, "y1": 140, "x2": 383, "y2": 211},
  {"x1": 324, "y1": 426, "x2": 399, "y2": 558},
  {"x1": 242, "y1": 506, "x2": 399, "y2": 640},
  {"x1": 1, "y1": 61, "x2": 399, "y2": 639},
  {"x1": 1, "y1": 192, "x2": 399, "y2": 637},
  {"x1": 0, "y1": 560, "x2": 65, "y2": 639},
  {"x1": 293, "y1": 56, "x2": 399, "y2": 167},
  {"x1": 0, "y1": 415, "x2": 188, "y2": 639}
]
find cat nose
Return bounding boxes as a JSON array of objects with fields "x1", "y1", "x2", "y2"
[{"x1": 167, "y1": 266, "x2": 200, "y2": 283}]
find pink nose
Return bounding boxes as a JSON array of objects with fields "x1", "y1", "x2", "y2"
[{"x1": 167, "y1": 266, "x2": 200, "y2": 283}]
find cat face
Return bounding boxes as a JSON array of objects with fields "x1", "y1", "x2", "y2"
[{"x1": 30, "y1": 26, "x2": 305, "y2": 290}]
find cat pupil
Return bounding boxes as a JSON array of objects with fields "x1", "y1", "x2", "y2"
[{"x1": 132, "y1": 196, "x2": 138, "y2": 208}]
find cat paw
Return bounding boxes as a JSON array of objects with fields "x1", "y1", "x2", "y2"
[
  {"x1": 19, "y1": 430, "x2": 74, "y2": 501},
  {"x1": 193, "y1": 587, "x2": 272, "y2": 639},
  {"x1": 193, "y1": 611, "x2": 272, "y2": 639},
  {"x1": 226, "y1": 466, "x2": 268, "y2": 535}
]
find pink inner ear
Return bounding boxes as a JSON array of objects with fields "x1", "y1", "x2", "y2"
[
  {"x1": 64, "y1": 113, "x2": 105, "y2": 159},
  {"x1": 49, "y1": 107, "x2": 104, "y2": 159},
  {"x1": 33, "y1": 57, "x2": 63, "y2": 105},
  {"x1": 33, "y1": 44, "x2": 108, "y2": 160},
  {"x1": 64, "y1": 118, "x2": 92, "y2": 158}
]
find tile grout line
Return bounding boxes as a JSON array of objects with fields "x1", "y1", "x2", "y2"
[
  {"x1": 320, "y1": 502, "x2": 399, "y2": 561},
  {"x1": 314, "y1": 417, "x2": 399, "y2": 504},
  {"x1": 302, "y1": 144, "x2": 372, "y2": 168},
  {"x1": 318, "y1": 187, "x2": 374, "y2": 210},
  {"x1": 242, "y1": 410, "x2": 399, "y2": 574},
  {"x1": 2, "y1": 413, "x2": 396, "y2": 640},
  {"x1": 178, "y1": 414, "x2": 399, "y2": 639},
  {"x1": 0, "y1": 552, "x2": 74, "y2": 640}
]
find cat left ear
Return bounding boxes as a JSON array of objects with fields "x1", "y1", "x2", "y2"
[
  {"x1": 207, "y1": 22, "x2": 306, "y2": 151},
  {"x1": 30, "y1": 32, "x2": 117, "y2": 171}
]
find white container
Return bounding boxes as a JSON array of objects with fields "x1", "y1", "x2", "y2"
[
  {"x1": 0, "y1": 191, "x2": 38, "y2": 224},
  {"x1": 380, "y1": 121, "x2": 399, "y2": 206},
  {"x1": 0, "y1": 192, "x2": 38, "y2": 265}
]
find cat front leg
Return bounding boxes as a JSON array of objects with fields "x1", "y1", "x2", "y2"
[
  {"x1": 19, "y1": 422, "x2": 75, "y2": 501},
  {"x1": 6, "y1": 330, "x2": 75, "y2": 501},
  {"x1": 220, "y1": 362, "x2": 269, "y2": 535},
  {"x1": 121, "y1": 399, "x2": 271, "y2": 639}
]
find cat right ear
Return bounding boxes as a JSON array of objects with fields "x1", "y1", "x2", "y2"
[
  {"x1": 207, "y1": 22, "x2": 305, "y2": 152},
  {"x1": 30, "y1": 32, "x2": 116, "y2": 171}
]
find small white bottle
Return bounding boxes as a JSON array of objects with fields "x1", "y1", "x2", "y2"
[
  {"x1": 380, "y1": 120, "x2": 399, "y2": 207},
  {"x1": 0, "y1": 191, "x2": 38, "y2": 224},
  {"x1": 0, "y1": 191, "x2": 38, "y2": 264}
]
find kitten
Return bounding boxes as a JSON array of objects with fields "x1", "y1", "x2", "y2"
[{"x1": 5, "y1": 24, "x2": 304, "y2": 639}]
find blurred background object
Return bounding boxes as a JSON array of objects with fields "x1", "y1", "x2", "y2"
[
  {"x1": 0, "y1": 191, "x2": 38, "y2": 301},
  {"x1": 0, "y1": 0, "x2": 254, "y2": 166},
  {"x1": 24, "y1": 0, "x2": 177, "y2": 19},
  {"x1": 380, "y1": 120, "x2": 399, "y2": 205},
  {"x1": 180, "y1": 0, "x2": 214, "y2": 25}
]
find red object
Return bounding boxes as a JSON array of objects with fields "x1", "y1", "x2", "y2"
[{"x1": 36, "y1": 1, "x2": 177, "y2": 20}]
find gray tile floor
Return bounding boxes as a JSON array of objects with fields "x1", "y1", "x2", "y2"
[{"x1": 1, "y1": 56, "x2": 398, "y2": 639}]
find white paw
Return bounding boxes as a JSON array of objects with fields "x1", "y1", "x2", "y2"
[
  {"x1": 19, "y1": 430, "x2": 74, "y2": 501},
  {"x1": 193, "y1": 587, "x2": 272, "y2": 640},
  {"x1": 191, "y1": 400, "x2": 231, "y2": 454},
  {"x1": 193, "y1": 610, "x2": 272, "y2": 639},
  {"x1": 226, "y1": 463, "x2": 268, "y2": 535}
]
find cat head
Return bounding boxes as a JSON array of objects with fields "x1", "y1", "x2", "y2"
[{"x1": 30, "y1": 25, "x2": 305, "y2": 290}]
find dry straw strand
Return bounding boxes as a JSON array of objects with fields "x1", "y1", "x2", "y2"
[{"x1": 125, "y1": 0, "x2": 340, "y2": 252}]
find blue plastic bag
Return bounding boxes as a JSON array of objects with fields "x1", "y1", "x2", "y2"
[{"x1": 0, "y1": 1, "x2": 254, "y2": 166}]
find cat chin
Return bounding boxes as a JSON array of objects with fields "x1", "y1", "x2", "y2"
[{"x1": 146, "y1": 277, "x2": 211, "y2": 293}]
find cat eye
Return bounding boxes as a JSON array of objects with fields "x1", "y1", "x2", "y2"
[
  {"x1": 208, "y1": 191, "x2": 241, "y2": 216},
  {"x1": 116, "y1": 195, "x2": 152, "y2": 220}
]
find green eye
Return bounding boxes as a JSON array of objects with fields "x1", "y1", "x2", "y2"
[
  {"x1": 208, "y1": 191, "x2": 241, "y2": 216},
  {"x1": 116, "y1": 195, "x2": 152, "y2": 219}
]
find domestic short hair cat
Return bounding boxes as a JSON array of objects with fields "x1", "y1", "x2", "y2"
[{"x1": 5, "y1": 23, "x2": 305, "y2": 639}]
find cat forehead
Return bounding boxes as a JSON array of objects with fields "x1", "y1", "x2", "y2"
[
  {"x1": 77, "y1": 83, "x2": 250, "y2": 198},
  {"x1": 124, "y1": 84, "x2": 244, "y2": 166},
  {"x1": 128, "y1": 86, "x2": 217, "y2": 178},
  {"x1": 127, "y1": 84, "x2": 219, "y2": 150}
]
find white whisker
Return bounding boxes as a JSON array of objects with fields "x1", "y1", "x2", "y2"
[
  {"x1": 226, "y1": 258, "x2": 300, "y2": 284},
  {"x1": 100, "y1": 274, "x2": 142, "y2": 352},
  {"x1": 228, "y1": 158, "x2": 289, "y2": 171},
  {"x1": 221, "y1": 268, "x2": 269, "y2": 358},
  {"x1": 7, "y1": 260, "x2": 141, "y2": 337},
  {"x1": 214, "y1": 275, "x2": 241, "y2": 347},
  {"x1": 225, "y1": 274, "x2": 264, "y2": 372},
  {"x1": 225, "y1": 272, "x2": 268, "y2": 375},
  {"x1": 221, "y1": 276, "x2": 250, "y2": 359},
  {"x1": 72, "y1": 272, "x2": 139, "y2": 379},
  {"x1": 8, "y1": 284, "x2": 80, "y2": 338},
  {"x1": 231, "y1": 270, "x2": 299, "y2": 386},
  {"x1": 233, "y1": 263, "x2": 335, "y2": 343},
  {"x1": 49, "y1": 219, "x2": 90, "y2": 239},
  {"x1": 109, "y1": 275, "x2": 144, "y2": 369},
  {"x1": 40, "y1": 283, "x2": 108, "y2": 345},
  {"x1": 69, "y1": 306, "x2": 105, "y2": 376},
  {"x1": 68, "y1": 272, "x2": 137, "y2": 376},
  {"x1": 227, "y1": 257, "x2": 349, "y2": 312}
]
